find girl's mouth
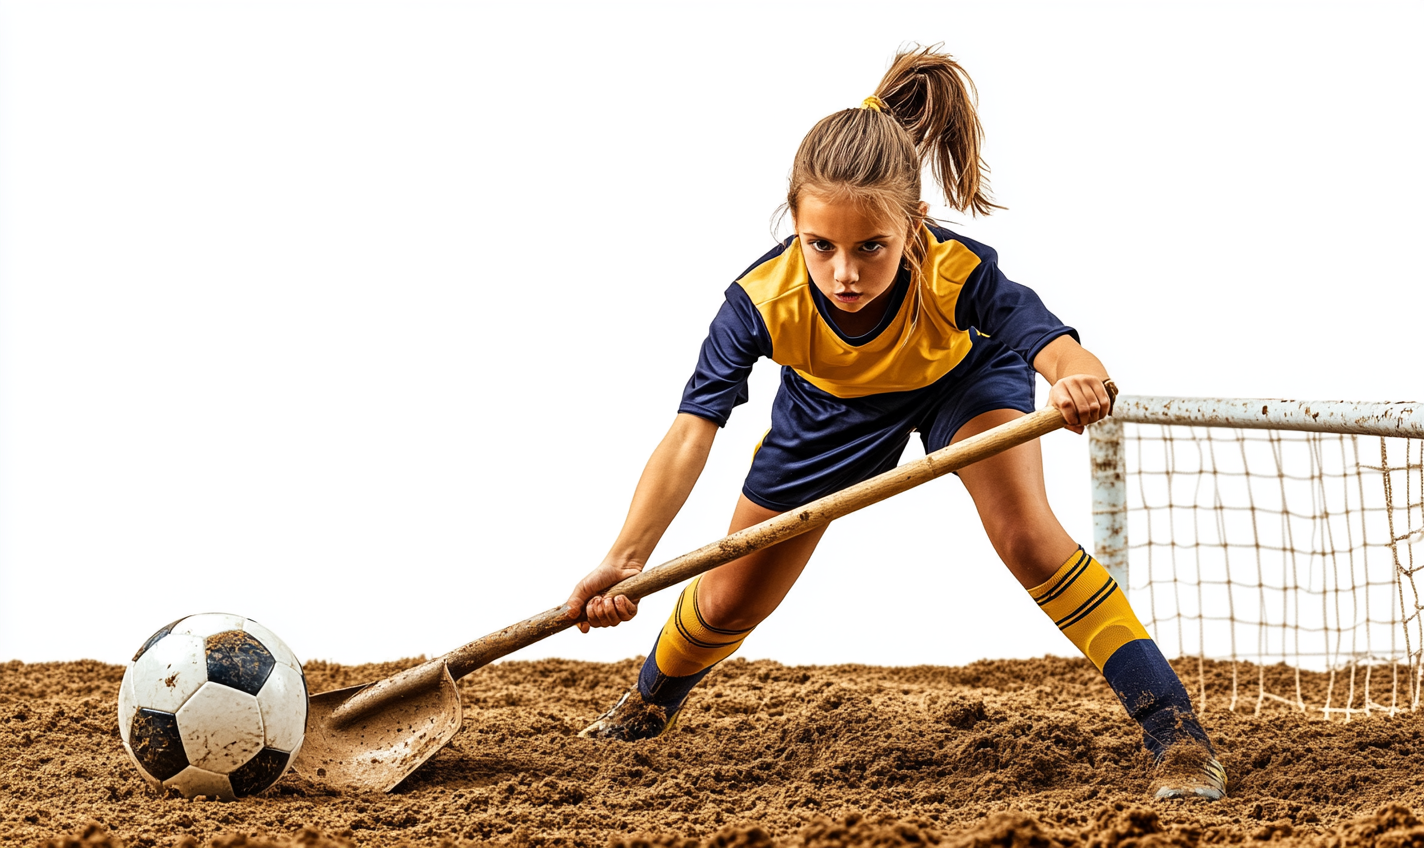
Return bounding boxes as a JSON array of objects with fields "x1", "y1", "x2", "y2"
[{"x1": 833, "y1": 292, "x2": 861, "y2": 302}]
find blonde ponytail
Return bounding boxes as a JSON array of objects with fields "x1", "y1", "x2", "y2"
[
  {"x1": 786, "y1": 44, "x2": 1000, "y2": 232},
  {"x1": 872, "y1": 45, "x2": 1001, "y2": 216}
]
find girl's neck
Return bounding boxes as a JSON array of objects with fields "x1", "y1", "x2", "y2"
[
  {"x1": 816, "y1": 262, "x2": 911, "y2": 343},
  {"x1": 826, "y1": 294, "x2": 894, "y2": 338}
]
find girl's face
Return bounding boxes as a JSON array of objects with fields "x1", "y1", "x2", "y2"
[{"x1": 794, "y1": 193, "x2": 923, "y2": 314}]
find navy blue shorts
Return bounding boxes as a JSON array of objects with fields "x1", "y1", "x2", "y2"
[{"x1": 742, "y1": 335, "x2": 1037, "y2": 511}]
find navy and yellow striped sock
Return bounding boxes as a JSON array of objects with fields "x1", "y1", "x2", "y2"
[
  {"x1": 636, "y1": 576, "x2": 753, "y2": 712},
  {"x1": 1031, "y1": 546, "x2": 1213, "y2": 758}
]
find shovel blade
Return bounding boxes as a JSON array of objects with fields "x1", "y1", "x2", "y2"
[{"x1": 293, "y1": 663, "x2": 463, "y2": 793}]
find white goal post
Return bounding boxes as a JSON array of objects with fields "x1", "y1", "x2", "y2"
[{"x1": 1088, "y1": 397, "x2": 1424, "y2": 717}]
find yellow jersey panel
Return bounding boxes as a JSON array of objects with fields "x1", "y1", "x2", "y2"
[{"x1": 735, "y1": 227, "x2": 977, "y2": 399}]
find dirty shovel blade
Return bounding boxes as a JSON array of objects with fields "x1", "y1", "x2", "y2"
[{"x1": 294, "y1": 661, "x2": 462, "y2": 793}]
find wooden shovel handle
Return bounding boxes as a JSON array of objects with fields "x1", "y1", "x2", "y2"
[
  {"x1": 329, "y1": 405, "x2": 1069, "y2": 723},
  {"x1": 438, "y1": 404, "x2": 1067, "y2": 680}
]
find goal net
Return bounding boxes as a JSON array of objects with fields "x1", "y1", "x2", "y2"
[{"x1": 1089, "y1": 398, "x2": 1423, "y2": 719}]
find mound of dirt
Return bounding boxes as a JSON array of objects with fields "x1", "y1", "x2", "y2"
[{"x1": 2, "y1": 655, "x2": 1421, "y2": 847}]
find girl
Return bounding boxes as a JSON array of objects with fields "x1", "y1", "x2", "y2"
[{"x1": 563, "y1": 47, "x2": 1226, "y2": 801}]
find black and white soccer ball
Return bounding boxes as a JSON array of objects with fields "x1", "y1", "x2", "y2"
[{"x1": 117, "y1": 613, "x2": 308, "y2": 800}]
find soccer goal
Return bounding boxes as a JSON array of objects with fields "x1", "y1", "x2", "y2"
[{"x1": 1089, "y1": 397, "x2": 1423, "y2": 720}]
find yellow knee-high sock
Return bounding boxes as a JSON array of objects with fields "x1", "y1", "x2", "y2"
[
  {"x1": 653, "y1": 575, "x2": 753, "y2": 677},
  {"x1": 1030, "y1": 546, "x2": 1149, "y2": 672}
]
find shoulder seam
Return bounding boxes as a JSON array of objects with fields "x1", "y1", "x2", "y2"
[
  {"x1": 734, "y1": 238, "x2": 794, "y2": 283},
  {"x1": 739, "y1": 277, "x2": 810, "y2": 308}
]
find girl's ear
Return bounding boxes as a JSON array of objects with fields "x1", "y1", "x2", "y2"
[{"x1": 909, "y1": 201, "x2": 929, "y2": 237}]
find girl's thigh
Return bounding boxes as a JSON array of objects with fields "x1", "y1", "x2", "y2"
[
  {"x1": 950, "y1": 408, "x2": 1077, "y2": 587},
  {"x1": 695, "y1": 494, "x2": 830, "y2": 632}
]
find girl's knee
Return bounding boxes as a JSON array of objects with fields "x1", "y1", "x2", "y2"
[
  {"x1": 693, "y1": 593, "x2": 772, "y2": 632},
  {"x1": 983, "y1": 509, "x2": 1049, "y2": 552},
  {"x1": 983, "y1": 516, "x2": 1074, "y2": 579}
]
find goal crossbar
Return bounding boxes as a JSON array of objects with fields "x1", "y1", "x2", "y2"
[{"x1": 1112, "y1": 397, "x2": 1424, "y2": 438}]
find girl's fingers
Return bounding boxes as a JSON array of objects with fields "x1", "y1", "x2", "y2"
[
  {"x1": 1051, "y1": 392, "x2": 1077, "y2": 433},
  {"x1": 591, "y1": 596, "x2": 614, "y2": 628},
  {"x1": 1064, "y1": 378, "x2": 1105, "y2": 426},
  {"x1": 1052, "y1": 376, "x2": 1115, "y2": 435},
  {"x1": 1071, "y1": 381, "x2": 1100, "y2": 424},
  {"x1": 1084, "y1": 380, "x2": 1108, "y2": 424},
  {"x1": 582, "y1": 594, "x2": 635, "y2": 629},
  {"x1": 1056, "y1": 385, "x2": 1082, "y2": 427},
  {"x1": 615, "y1": 595, "x2": 638, "y2": 621}
]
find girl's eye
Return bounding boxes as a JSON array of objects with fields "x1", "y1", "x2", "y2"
[
  {"x1": 812, "y1": 240, "x2": 834, "y2": 252},
  {"x1": 861, "y1": 243, "x2": 884, "y2": 253}
]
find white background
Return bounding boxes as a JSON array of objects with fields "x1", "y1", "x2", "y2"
[{"x1": 1, "y1": 1, "x2": 1419, "y2": 668}]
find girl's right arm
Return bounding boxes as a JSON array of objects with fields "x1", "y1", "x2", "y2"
[{"x1": 564, "y1": 412, "x2": 719, "y2": 633}]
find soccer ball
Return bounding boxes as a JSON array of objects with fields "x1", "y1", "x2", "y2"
[{"x1": 117, "y1": 613, "x2": 308, "y2": 800}]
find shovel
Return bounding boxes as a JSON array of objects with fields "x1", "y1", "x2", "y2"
[{"x1": 292, "y1": 403, "x2": 1076, "y2": 792}]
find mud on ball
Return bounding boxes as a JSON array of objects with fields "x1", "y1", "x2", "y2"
[{"x1": 117, "y1": 613, "x2": 308, "y2": 800}]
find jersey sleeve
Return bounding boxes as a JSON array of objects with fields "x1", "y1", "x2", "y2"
[
  {"x1": 953, "y1": 241, "x2": 1079, "y2": 366},
  {"x1": 677, "y1": 284, "x2": 773, "y2": 427}
]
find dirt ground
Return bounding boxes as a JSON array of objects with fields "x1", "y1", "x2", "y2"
[{"x1": 3, "y1": 654, "x2": 1423, "y2": 847}]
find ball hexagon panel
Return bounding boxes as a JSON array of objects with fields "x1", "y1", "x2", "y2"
[
  {"x1": 117, "y1": 668, "x2": 138, "y2": 748},
  {"x1": 229, "y1": 748, "x2": 292, "y2": 798},
  {"x1": 128, "y1": 708, "x2": 188, "y2": 782},
  {"x1": 170, "y1": 613, "x2": 248, "y2": 640},
  {"x1": 204, "y1": 630, "x2": 275, "y2": 696},
  {"x1": 241, "y1": 618, "x2": 301, "y2": 671},
  {"x1": 167, "y1": 765, "x2": 235, "y2": 801},
  {"x1": 256, "y1": 662, "x2": 308, "y2": 753},
  {"x1": 175, "y1": 682, "x2": 265, "y2": 774},
  {"x1": 130, "y1": 633, "x2": 208, "y2": 714}
]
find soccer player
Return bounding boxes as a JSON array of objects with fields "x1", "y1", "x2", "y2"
[{"x1": 564, "y1": 46, "x2": 1226, "y2": 801}]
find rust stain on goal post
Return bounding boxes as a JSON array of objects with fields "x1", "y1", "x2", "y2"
[{"x1": 1088, "y1": 418, "x2": 1128, "y2": 586}]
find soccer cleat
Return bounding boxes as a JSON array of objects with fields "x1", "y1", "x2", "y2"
[
  {"x1": 1151, "y1": 743, "x2": 1228, "y2": 800},
  {"x1": 577, "y1": 688, "x2": 681, "y2": 741}
]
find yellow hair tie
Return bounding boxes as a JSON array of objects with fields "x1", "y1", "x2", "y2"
[{"x1": 861, "y1": 95, "x2": 886, "y2": 112}]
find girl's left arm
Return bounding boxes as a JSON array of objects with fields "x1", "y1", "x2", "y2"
[{"x1": 1032, "y1": 334, "x2": 1113, "y2": 435}]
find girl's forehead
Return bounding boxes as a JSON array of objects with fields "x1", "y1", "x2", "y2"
[{"x1": 796, "y1": 193, "x2": 899, "y2": 239}]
